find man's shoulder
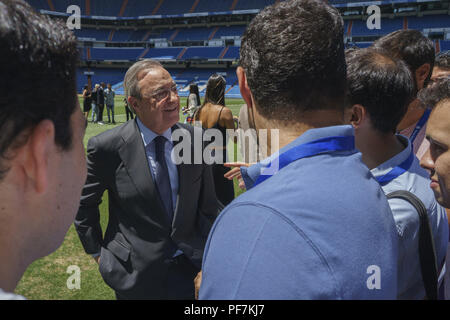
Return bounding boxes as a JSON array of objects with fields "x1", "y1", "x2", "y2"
[{"x1": 88, "y1": 120, "x2": 135, "y2": 151}]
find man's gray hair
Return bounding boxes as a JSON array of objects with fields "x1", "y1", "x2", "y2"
[{"x1": 123, "y1": 59, "x2": 163, "y2": 113}]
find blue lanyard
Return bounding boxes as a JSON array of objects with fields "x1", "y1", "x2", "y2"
[
  {"x1": 375, "y1": 151, "x2": 415, "y2": 186},
  {"x1": 253, "y1": 136, "x2": 355, "y2": 187},
  {"x1": 409, "y1": 108, "x2": 431, "y2": 144}
]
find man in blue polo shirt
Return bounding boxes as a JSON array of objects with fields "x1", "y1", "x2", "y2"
[
  {"x1": 199, "y1": 0, "x2": 399, "y2": 299},
  {"x1": 344, "y1": 48, "x2": 448, "y2": 299}
]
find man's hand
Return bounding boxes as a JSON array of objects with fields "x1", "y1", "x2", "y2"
[
  {"x1": 194, "y1": 271, "x2": 202, "y2": 300},
  {"x1": 224, "y1": 162, "x2": 253, "y2": 190},
  {"x1": 94, "y1": 256, "x2": 100, "y2": 264}
]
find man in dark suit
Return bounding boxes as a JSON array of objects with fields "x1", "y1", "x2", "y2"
[{"x1": 74, "y1": 59, "x2": 220, "y2": 300}]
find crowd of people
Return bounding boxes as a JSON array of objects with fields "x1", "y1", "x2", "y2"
[
  {"x1": 82, "y1": 82, "x2": 116, "y2": 125},
  {"x1": 1, "y1": 0, "x2": 450, "y2": 300}
]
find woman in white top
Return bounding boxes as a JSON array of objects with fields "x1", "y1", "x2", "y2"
[{"x1": 183, "y1": 84, "x2": 201, "y2": 123}]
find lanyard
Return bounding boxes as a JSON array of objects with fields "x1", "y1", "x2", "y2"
[
  {"x1": 253, "y1": 136, "x2": 355, "y2": 187},
  {"x1": 409, "y1": 108, "x2": 431, "y2": 144},
  {"x1": 375, "y1": 151, "x2": 414, "y2": 186}
]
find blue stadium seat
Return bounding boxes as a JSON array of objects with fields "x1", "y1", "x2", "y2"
[
  {"x1": 351, "y1": 18, "x2": 403, "y2": 36},
  {"x1": 90, "y1": 0, "x2": 123, "y2": 16},
  {"x1": 234, "y1": 0, "x2": 275, "y2": 10},
  {"x1": 222, "y1": 46, "x2": 240, "y2": 59},
  {"x1": 74, "y1": 28, "x2": 111, "y2": 41},
  {"x1": 408, "y1": 15, "x2": 450, "y2": 30},
  {"x1": 27, "y1": 0, "x2": 50, "y2": 11},
  {"x1": 213, "y1": 26, "x2": 246, "y2": 39},
  {"x1": 183, "y1": 47, "x2": 224, "y2": 59},
  {"x1": 143, "y1": 47, "x2": 184, "y2": 60},
  {"x1": 441, "y1": 40, "x2": 450, "y2": 51},
  {"x1": 157, "y1": 0, "x2": 195, "y2": 15},
  {"x1": 53, "y1": 0, "x2": 85, "y2": 15},
  {"x1": 194, "y1": 0, "x2": 234, "y2": 12},
  {"x1": 90, "y1": 47, "x2": 144, "y2": 60},
  {"x1": 77, "y1": 68, "x2": 127, "y2": 92},
  {"x1": 122, "y1": 0, "x2": 159, "y2": 17},
  {"x1": 112, "y1": 30, "x2": 133, "y2": 42},
  {"x1": 173, "y1": 27, "x2": 215, "y2": 42}
]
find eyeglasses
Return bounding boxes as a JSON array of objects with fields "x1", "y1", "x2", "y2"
[{"x1": 145, "y1": 84, "x2": 178, "y2": 102}]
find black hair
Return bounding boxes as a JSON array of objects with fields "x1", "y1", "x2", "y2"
[
  {"x1": 0, "y1": 0, "x2": 79, "y2": 179},
  {"x1": 372, "y1": 30, "x2": 435, "y2": 90},
  {"x1": 435, "y1": 50, "x2": 450, "y2": 70},
  {"x1": 194, "y1": 74, "x2": 226, "y2": 121},
  {"x1": 239, "y1": 0, "x2": 347, "y2": 121},
  {"x1": 346, "y1": 48, "x2": 414, "y2": 134},
  {"x1": 189, "y1": 83, "x2": 201, "y2": 106},
  {"x1": 418, "y1": 77, "x2": 450, "y2": 109}
]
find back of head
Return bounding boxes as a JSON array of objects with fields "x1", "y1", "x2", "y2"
[
  {"x1": 239, "y1": 0, "x2": 346, "y2": 121},
  {"x1": 0, "y1": 0, "x2": 78, "y2": 180},
  {"x1": 204, "y1": 74, "x2": 226, "y2": 106},
  {"x1": 418, "y1": 77, "x2": 450, "y2": 110},
  {"x1": 346, "y1": 48, "x2": 414, "y2": 134},
  {"x1": 189, "y1": 84, "x2": 199, "y2": 95},
  {"x1": 372, "y1": 30, "x2": 435, "y2": 88},
  {"x1": 435, "y1": 50, "x2": 450, "y2": 70}
]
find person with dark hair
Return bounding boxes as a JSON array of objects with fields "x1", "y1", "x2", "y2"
[
  {"x1": 124, "y1": 97, "x2": 134, "y2": 121},
  {"x1": 431, "y1": 51, "x2": 450, "y2": 81},
  {"x1": 105, "y1": 83, "x2": 116, "y2": 124},
  {"x1": 74, "y1": 59, "x2": 220, "y2": 300},
  {"x1": 193, "y1": 74, "x2": 235, "y2": 207},
  {"x1": 183, "y1": 84, "x2": 201, "y2": 123},
  {"x1": 345, "y1": 48, "x2": 448, "y2": 299},
  {"x1": 0, "y1": 0, "x2": 87, "y2": 299},
  {"x1": 97, "y1": 82, "x2": 106, "y2": 125},
  {"x1": 199, "y1": 0, "x2": 398, "y2": 299},
  {"x1": 419, "y1": 78, "x2": 450, "y2": 299},
  {"x1": 372, "y1": 30, "x2": 435, "y2": 160},
  {"x1": 82, "y1": 85, "x2": 92, "y2": 120}
]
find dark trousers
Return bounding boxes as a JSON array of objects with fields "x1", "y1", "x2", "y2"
[
  {"x1": 97, "y1": 103, "x2": 105, "y2": 122},
  {"x1": 106, "y1": 104, "x2": 115, "y2": 123},
  {"x1": 115, "y1": 255, "x2": 199, "y2": 300},
  {"x1": 125, "y1": 106, "x2": 134, "y2": 121}
]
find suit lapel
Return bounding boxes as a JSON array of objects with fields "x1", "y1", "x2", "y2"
[{"x1": 118, "y1": 119, "x2": 171, "y2": 226}]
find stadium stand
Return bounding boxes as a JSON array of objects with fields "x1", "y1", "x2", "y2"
[{"x1": 25, "y1": 0, "x2": 450, "y2": 99}]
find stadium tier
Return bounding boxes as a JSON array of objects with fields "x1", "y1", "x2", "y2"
[
  {"x1": 26, "y1": 0, "x2": 450, "y2": 99},
  {"x1": 28, "y1": 0, "x2": 281, "y2": 15}
]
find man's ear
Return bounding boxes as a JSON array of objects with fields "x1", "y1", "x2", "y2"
[
  {"x1": 23, "y1": 120, "x2": 55, "y2": 194},
  {"x1": 348, "y1": 104, "x2": 365, "y2": 129},
  {"x1": 128, "y1": 96, "x2": 140, "y2": 113},
  {"x1": 237, "y1": 67, "x2": 254, "y2": 111},
  {"x1": 415, "y1": 63, "x2": 431, "y2": 90}
]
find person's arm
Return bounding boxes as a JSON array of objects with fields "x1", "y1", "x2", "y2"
[
  {"x1": 74, "y1": 135, "x2": 107, "y2": 262},
  {"x1": 220, "y1": 108, "x2": 238, "y2": 144}
]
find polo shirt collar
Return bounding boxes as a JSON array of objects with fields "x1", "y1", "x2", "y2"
[
  {"x1": 370, "y1": 134, "x2": 411, "y2": 179},
  {"x1": 241, "y1": 125, "x2": 355, "y2": 190}
]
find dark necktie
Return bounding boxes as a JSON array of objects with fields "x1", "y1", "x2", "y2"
[{"x1": 154, "y1": 135, "x2": 174, "y2": 221}]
